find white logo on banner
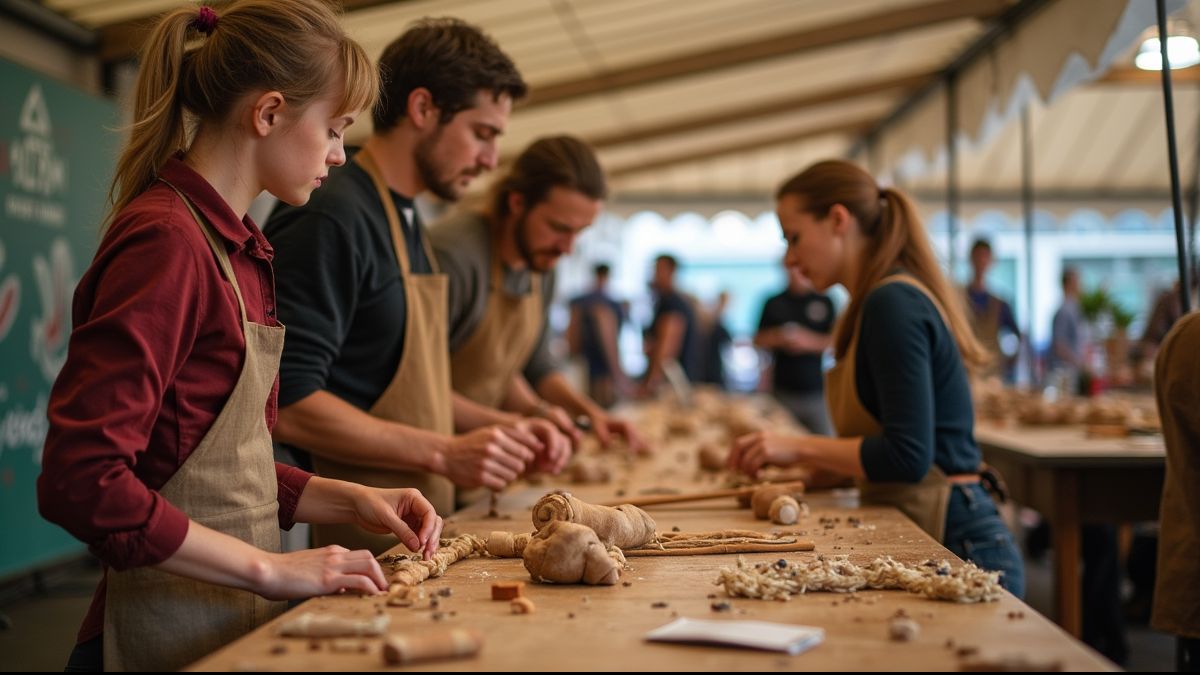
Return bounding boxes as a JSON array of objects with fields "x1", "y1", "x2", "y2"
[
  {"x1": 0, "y1": 395, "x2": 49, "y2": 464},
  {"x1": 30, "y1": 238, "x2": 73, "y2": 382},
  {"x1": 6, "y1": 84, "x2": 68, "y2": 226}
]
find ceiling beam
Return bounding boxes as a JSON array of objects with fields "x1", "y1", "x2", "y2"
[
  {"x1": 521, "y1": 0, "x2": 1008, "y2": 110},
  {"x1": 97, "y1": 0, "x2": 410, "y2": 63},
  {"x1": 1095, "y1": 66, "x2": 1200, "y2": 85},
  {"x1": 0, "y1": 0, "x2": 97, "y2": 49},
  {"x1": 848, "y1": 0, "x2": 1052, "y2": 158},
  {"x1": 585, "y1": 70, "x2": 933, "y2": 150},
  {"x1": 607, "y1": 117, "x2": 875, "y2": 178}
]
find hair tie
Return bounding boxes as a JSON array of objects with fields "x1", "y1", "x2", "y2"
[{"x1": 192, "y1": 6, "x2": 219, "y2": 35}]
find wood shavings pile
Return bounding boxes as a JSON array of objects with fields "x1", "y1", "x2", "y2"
[{"x1": 716, "y1": 555, "x2": 1004, "y2": 603}]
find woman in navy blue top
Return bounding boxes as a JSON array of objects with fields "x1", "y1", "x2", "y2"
[{"x1": 729, "y1": 160, "x2": 1023, "y2": 597}]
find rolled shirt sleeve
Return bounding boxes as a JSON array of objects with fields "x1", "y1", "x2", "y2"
[
  {"x1": 274, "y1": 462, "x2": 313, "y2": 530},
  {"x1": 39, "y1": 222, "x2": 202, "y2": 570}
]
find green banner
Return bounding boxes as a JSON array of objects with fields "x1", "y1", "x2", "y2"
[{"x1": 0, "y1": 56, "x2": 117, "y2": 578}]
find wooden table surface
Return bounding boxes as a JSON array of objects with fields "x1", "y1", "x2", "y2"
[
  {"x1": 975, "y1": 422, "x2": 1164, "y2": 639},
  {"x1": 190, "y1": 401, "x2": 1114, "y2": 671},
  {"x1": 974, "y1": 425, "x2": 1164, "y2": 467}
]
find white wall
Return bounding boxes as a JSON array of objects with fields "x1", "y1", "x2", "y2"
[{"x1": 554, "y1": 202, "x2": 1184, "y2": 369}]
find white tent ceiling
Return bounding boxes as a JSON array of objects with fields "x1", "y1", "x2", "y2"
[{"x1": 36, "y1": 0, "x2": 1200, "y2": 203}]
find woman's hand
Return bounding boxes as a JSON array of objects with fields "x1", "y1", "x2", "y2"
[
  {"x1": 728, "y1": 431, "x2": 806, "y2": 477},
  {"x1": 255, "y1": 546, "x2": 390, "y2": 600},
  {"x1": 345, "y1": 486, "x2": 443, "y2": 560}
]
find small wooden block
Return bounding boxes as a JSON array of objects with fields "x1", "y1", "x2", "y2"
[{"x1": 491, "y1": 581, "x2": 525, "y2": 600}]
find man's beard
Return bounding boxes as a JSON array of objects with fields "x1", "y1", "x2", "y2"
[
  {"x1": 414, "y1": 126, "x2": 473, "y2": 202},
  {"x1": 515, "y1": 212, "x2": 556, "y2": 273}
]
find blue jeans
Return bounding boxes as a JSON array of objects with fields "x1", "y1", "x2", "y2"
[{"x1": 943, "y1": 483, "x2": 1025, "y2": 598}]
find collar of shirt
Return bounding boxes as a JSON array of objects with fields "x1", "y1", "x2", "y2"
[
  {"x1": 501, "y1": 264, "x2": 534, "y2": 297},
  {"x1": 159, "y1": 157, "x2": 274, "y2": 261}
]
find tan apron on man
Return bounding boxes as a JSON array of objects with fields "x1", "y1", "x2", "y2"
[
  {"x1": 1152, "y1": 310, "x2": 1200, "y2": 638},
  {"x1": 965, "y1": 288, "x2": 1003, "y2": 378},
  {"x1": 824, "y1": 274, "x2": 975, "y2": 542},
  {"x1": 311, "y1": 147, "x2": 456, "y2": 552},
  {"x1": 104, "y1": 185, "x2": 287, "y2": 671},
  {"x1": 449, "y1": 236, "x2": 544, "y2": 408}
]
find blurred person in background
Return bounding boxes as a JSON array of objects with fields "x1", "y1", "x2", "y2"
[{"x1": 754, "y1": 264, "x2": 835, "y2": 434}]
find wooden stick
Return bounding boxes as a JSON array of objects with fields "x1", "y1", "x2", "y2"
[
  {"x1": 599, "y1": 486, "x2": 754, "y2": 508},
  {"x1": 623, "y1": 539, "x2": 815, "y2": 556},
  {"x1": 602, "y1": 481, "x2": 805, "y2": 509}
]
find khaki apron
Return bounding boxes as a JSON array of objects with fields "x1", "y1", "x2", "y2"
[
  {"x1": 1152, "y1": 310, "x2": 1200, "y2": 638},
  {"x1": 104, "y1": 184, "x2": 287, "y2": 671},
  {"x1": 311, "y1": 147, "x2": 456, "y2": 552},
  {"x1": 449, "y1": 235, "x2": 544, "y2": 408},
  {"x1": 965, "y1": 287, "x2": 1003, "y2": 378},
  {"x1": 825, "y1": 275, "x2": 958, "y2": 542}
]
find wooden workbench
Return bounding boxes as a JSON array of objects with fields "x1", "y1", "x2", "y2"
[
  {"x1": 975, "y1": 423, "x2": 1165, "y2": 640},
  {"x1": 190, "y1": 401, "x2": 1114, "y2": 671}
]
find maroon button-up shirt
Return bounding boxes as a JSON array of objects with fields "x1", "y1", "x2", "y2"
[{"x1": 38, "y1": 158, "x2": 312, "y2": 643}]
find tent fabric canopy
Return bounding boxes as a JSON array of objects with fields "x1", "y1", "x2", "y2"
[{"x1": 37, "y1": 0, "x2": 1199, "y2": 202}]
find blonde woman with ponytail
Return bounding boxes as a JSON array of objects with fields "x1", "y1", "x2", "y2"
[
  {"x1": 38, "y1": 2, "x2": 441, "y2": 671},
  {"x1": 729, "y1": 160, "x2": 1023, "y2": 597}
]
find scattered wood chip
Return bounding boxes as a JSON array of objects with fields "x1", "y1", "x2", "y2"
[
  {"x1": 889, "y1": 616, "x2": 920, "y2": 642},
  {"x1": 491, "y1": 581, "x2": 525, "y2": 601},
  {"x1": 510, "y1": 597, "x2": 536, "y2": 614}
]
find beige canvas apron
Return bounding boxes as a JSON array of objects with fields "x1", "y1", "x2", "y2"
[
  {"x1": 449, "y1": 235, "x2": 544, "y2": 409},
  {"x1": 104, "y1": 185, "x2": 287, "y2": 671},
  {"x1": 824, "y1": 275, "x2": 959, "y2": 542},
  {"x1": 311, "y1": 147, "x2": 456, "y2": 552},
  {"x1": 1151, "y1": 311, "x2": 1200, "y2": 638},
  {"x1": 965, "y1": 287, "x2": 1003, "y2": 378}
]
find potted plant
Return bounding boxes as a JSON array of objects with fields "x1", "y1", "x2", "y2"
[{"x1": 1079, "y1": 287, "x2": 1112, "y2": 324}]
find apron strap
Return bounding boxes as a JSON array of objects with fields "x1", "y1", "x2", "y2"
[
  {"x1": 878, "y1": 273, "x2": 953, "y2": 330},
  {"x1": 355, "y1": 146, "x2": 442, "y2": 276},
  {"x1": 160, "y1": 179, "x2": 249, "y2": 325}
]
